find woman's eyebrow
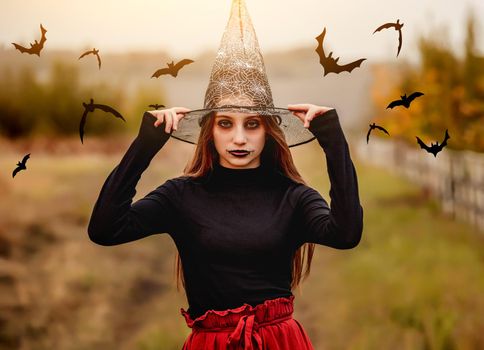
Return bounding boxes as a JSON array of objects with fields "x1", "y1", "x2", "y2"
[{"x1": 215, "y1": 115, "x2": 261, "y2": 119}]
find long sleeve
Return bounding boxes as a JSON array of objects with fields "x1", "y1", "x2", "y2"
[
  {"x1": 87, "y1": 112, "x2": 178, "y2": 246},
  {"x1": 296, "y1": 108, "x2": 363, "y2": 249}
]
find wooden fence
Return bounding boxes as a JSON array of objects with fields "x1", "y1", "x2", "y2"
[{"x1": 354, "y1": 137, "x2": 484, "y2": 232}]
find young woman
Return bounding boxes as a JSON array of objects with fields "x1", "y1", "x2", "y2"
[{"x1": 87, "y1": 103, "x2": 363, "y2": 349}]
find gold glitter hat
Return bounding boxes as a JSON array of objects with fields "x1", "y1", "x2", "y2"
[{"x1": 170, "y1": 0, "x2": 315, "y2": 147}]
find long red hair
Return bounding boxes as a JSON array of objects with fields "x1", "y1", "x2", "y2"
[{"x1": 174, "y1": 111, "x2": 316, "y2": 294}]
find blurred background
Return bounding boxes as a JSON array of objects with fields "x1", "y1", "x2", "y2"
[{"x1": 0, "y1": 0, "x2": 483, "y2": 349}]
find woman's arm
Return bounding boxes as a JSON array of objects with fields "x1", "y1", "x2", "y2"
[
  {"x1": 87, "y1": 111, "x2": 183, "y2": 246},
  {"x1": 290, "y1": 106, "x2": 364, "y2": 249}
]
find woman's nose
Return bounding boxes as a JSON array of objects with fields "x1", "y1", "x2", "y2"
[{"x1": 233, "y1": 126, "x2": 247, "y2": 144}]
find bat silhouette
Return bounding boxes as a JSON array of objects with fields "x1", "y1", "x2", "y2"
[
  {"x1": 367, "y1": 122, "x2": 390, "y2": 143},
  {"x1": 12, "y1": 153, "x2": 31, "y2": 178},
  {"x1": 373, "y1": 19, "x2": 404, "y2": 57},
  {"x1": 315, "y1": 27, "x2": 366, "y2": 76},
  {"x1": 387, "y1": 92, "x2": 424, "y2": 109},
  {"x1": 416, "y1": 129, "x2": 450, "y2": 157},
  {"x1": 151, "y1": 59, "x2": 194, "y2": 78},
  {"x1": 148, "y1": 104, "x2": 165, "y2": 110},
  {"x1": 79, "y1": 48, "x2": 101, "y2": 69},
  {"x1": 12, "y1": 24, "x2": 47, "y2": 56},
  {"x1": 80, "y1": 98, "x2": 126, "y2": 144}
]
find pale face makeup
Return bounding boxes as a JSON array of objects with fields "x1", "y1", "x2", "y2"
[{"x1": 212, "y1": 111, "x2": 266, "y2": 169}]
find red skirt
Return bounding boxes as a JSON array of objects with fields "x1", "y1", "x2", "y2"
[{"x1": 180, "y1": 296, "x2": 314, "y2": 350}]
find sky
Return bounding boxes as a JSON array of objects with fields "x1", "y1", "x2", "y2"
[{"x1": 1, "y1": 0, "x2": 482, "y2": 61}]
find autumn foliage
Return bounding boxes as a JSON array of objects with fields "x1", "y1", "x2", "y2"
[{"x1": 371, "y1": 14, "x2": 483, "y2": 152}]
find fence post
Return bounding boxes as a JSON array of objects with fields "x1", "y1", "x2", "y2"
[{"x1": 355, "y1": 137, "x2": 483, "y2": 233}]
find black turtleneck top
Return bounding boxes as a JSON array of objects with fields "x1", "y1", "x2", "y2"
[{"x1": 87, "y1": 109, "x2": 363, "y2": 320}]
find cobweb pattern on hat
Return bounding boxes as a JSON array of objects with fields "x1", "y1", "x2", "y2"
[
  {"x1": 203, "y1": 0, "x2": 273, "y2": 109},
  {"x1": 170, "y1": 0, "x2": 316, "y2": 148}
]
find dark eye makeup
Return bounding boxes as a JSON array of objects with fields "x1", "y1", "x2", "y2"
[{"x1": 216, "y1": 118, "x2": 261, "y2": 129}]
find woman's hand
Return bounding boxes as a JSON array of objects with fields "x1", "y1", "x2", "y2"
[
  {"x1": 148, "y1": 107, "x2": 192, "y2": 134},
  {"x1": 287, "y1": 104, "x2": 334, "y2": 128}
]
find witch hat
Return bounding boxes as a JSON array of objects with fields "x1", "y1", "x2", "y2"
[{"x1": 170, "y1": 0, "x2": 315, "y2": 147}]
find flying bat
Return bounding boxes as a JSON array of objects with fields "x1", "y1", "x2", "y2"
[
  {"x1": 12, "y1": 153, "x2": 31, "y2": 178},
  {"x1": 367, "y1": 122, "x2": 390, "y2": 143},
  {"x1": 315, "y1": 27, "x2": 366, "y2": 76},
  {"x1": 373, "y1": 19, "x2": 404, "y2": 57},
  {"x1": 151, "y1": 59, "x2": 194, "y2": 78},
  {"x1": 80, "y1": 98, "x2": 126, "y2": 144},
  {"x1": 148, "y1": 104, "x2": 165, "y2": 110},
  {"x1": 79, "y1": 48, "x2": 101, "y2": 69},
  {"x1": 12, "y1": 24, "x2": 47, "y2": 56},
  {"x1": 416, "y1": 129, "x2": 450, "y2": 157},
  {"x1": 387, "y1": 92, "x2": 424, "y2": 109}
]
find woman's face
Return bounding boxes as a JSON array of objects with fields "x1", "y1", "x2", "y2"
[{"x1": 212, "y1": 111, "x2": 266, "y2": 169}]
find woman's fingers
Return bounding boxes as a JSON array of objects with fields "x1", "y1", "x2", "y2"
[
  {"x1": 173, "y1": 107, "x2": 192, "y2": 113},
  {"x1": 290, "y1": 111, "x2": 305, "y2": 122},
  {"x1": 287, "y1": 103, "x2": 311, "y2": 111},
  {"x1": 173, "y1": 112, "x2": 184, "y2": 131},
  {"x1": 149, "y1": 107, "x2": 192, "y2": 132},
  {"x1": 306, "y1": 106, "x2": 327, "y2": 127},
  {"x1": 304, "y1": 111, "x2": 315, "y2": 128},
  {"x1": 165, "y1": 110, "x2": 175, "y2": 133},
  {"x1": 288, "y1": 104, "x2": 310, "y2": 126},
  {"x1": 147, "y1": 107, "x2": 192, "y2": 133},
  {"x1": 172, "y1": 115, "x2": 179, "y2": 131},
  {"x1": 290, "y1": 110, "x2": 305, "y2": 117},
  {"x1": 304, "y1": 107, "x2": 334, "y2": 127},
  {"x1": 303, "y1": 113, "x2": 310, "y2": 128},
  {"x1": 173, "y1": 107, "x2": 191, "y2": 131},
  {"x1": 288, "y1": 104, "x2": 334, "y2": 128},
  {"x1": 149, "y1": 111, "x2": 165, "y2": 127}
]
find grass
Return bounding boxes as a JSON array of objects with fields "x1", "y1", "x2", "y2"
[{"x1": 1, "y1": 138, "x2": 483, "y2": 350}]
